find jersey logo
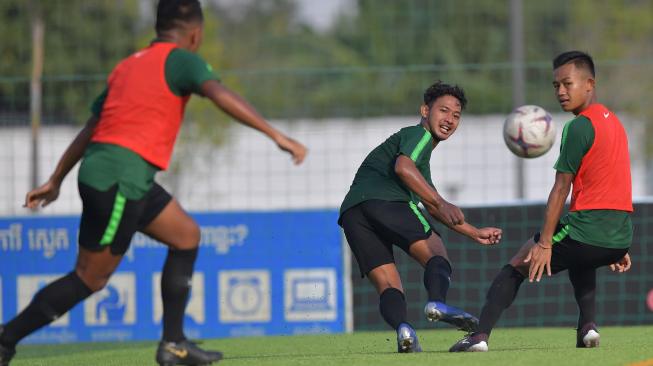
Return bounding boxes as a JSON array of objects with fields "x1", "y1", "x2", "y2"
[{"x1": 603, "y1": 112, "x2": 610, "y2": 118}]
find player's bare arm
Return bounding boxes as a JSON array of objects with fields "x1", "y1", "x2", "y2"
[
  {"x1": 394, "y1": 154, "x2": 464, "y2": 226},
  {"x1": 24, "y1": 115, "x2": 100, "y2": 209},
  {"x1": 525, "y1": 171, "x2": 573, "y2": 282},
  {"x1": 201, "y1": 79, "x2": 307, "y2": 164},
  {"x1": 423, "y1": 201, "x2": 501, "y2": 245}
]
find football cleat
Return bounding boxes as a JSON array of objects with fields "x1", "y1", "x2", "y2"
[
  {"x1": 156, "y1": 339, "x2": 223, "y2": 366},
  {"x1": 576, "y1": 323, "x2": 600, "y2": 348},
  {"x1": 396, "y1": 323, "x2": 422, "y2": 353},
  {"x1": 424, "y1": 301, "x2": 479, "y2": 332},
  {"x1": 449, "y1": 333, "x2": 489, "y2": 352}
]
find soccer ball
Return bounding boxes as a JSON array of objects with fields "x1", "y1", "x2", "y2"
[{"x1": 503, "y1": 105, "x2": 556, "y2": 158}]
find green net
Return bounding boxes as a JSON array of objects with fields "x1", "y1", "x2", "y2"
[{"x1": 351, "y1": 202, "x2": 653, "y2": 330}]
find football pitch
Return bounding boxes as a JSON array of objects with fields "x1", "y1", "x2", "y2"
[{"x1": 10, "y1": 326, "x2": 653, "y2": 366}]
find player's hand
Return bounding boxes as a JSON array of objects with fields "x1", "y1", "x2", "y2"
[
  {"x1": 24, "y1": 179, "x2": 61, "y2": 209},
  {"x1": 474, "y1": 227, "x2": 502, "y2": 245},
  {"x1": 276, "y1": 135, "x2": 307, "y2": 165},
  {"x1": 437, "y1": 200, "x2": 465, "y2": 226},
  {"x1": 524, "y1": 240, "x2": 552, "y2": 282},
  {"x1": 609, "y1": 253, "x2": 631, "y2": 273}
]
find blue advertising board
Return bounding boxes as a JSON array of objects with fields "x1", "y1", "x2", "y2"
[{"x1": 0, "y1": 210, "x2": 346, "y2": 343}]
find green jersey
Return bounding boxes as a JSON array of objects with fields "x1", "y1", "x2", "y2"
[
  {"x1": 339, "y1": 124, "x2": 435, "y2": 219},
  {"x1": 554, "y1": 115, "x2": 632, "y2": 249}
]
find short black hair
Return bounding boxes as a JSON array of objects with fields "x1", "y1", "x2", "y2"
[
  {"x1": 423, "y1": 81, "x2": 467, "y2": 110},
  {"x1": 553, "y1": 51, "x2": 595, "y2": 77},
  {"x1": 156, "y1": 0, "x2": 204, "y2": 34}
]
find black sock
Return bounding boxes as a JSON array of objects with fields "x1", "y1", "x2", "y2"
[
  {"x1": 477, "y1": 264, "x2": 525, "y2": 336},
  {"x1": 379, "y1": 288, "x2": 408, "y2": 330},
  {"x1": 568, "y1": 268, "x2": 596, "y2": 330},
  {"x1": 423, "y1": 256, "x2": 452, "y2": 303},
  {"x1": 0, "y1": 271, "x2": 93, "y2": 347},
  {"x1": 161, "y1": 247, "x2": 198, "y2": 342}
]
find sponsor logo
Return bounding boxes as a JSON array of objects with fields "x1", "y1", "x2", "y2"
[
  {"x1": 603, "y1": 112, "x2": 610, "y2": 118},
  {"x1": 219, "y1": 270, "x2": 270, "y2": 323},
  {"x1": 284, "y1": 268, "x2": 337, "y2": 322},
  {"x1": 84, "y1": 273, "x2": 136, "y2": 326}
]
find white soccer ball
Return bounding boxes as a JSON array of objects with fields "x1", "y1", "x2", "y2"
[{"x1": 503, "y1": 105, "x2": 556, "y2": 158}]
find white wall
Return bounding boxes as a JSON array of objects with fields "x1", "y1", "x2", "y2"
[{"x1": 1, "y1": 113, "x2": 646, "y2": 216}]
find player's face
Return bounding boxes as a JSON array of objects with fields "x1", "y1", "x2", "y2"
[
  {"x1": 553, "y1": 63, "x2": 595, "y2": 115},
  {"x1": 421, "y1": 95, "x2": 462, "y2": 141}
]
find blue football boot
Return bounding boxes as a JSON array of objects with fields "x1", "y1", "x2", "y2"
[
  {"x1": 396, "y1": 323, "x2": 422, "y2": 353},
  {"x1": 424, "y1": 301, "x2": 478, "y2": 332}
]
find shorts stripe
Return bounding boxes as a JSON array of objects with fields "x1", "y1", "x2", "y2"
[
  {"x1": 552, "y1": 224, "x2": 570, "y2": 244},
  {"x1": 409, "y1": 201, "x2": 431, "y2": 233},
  {"x1": 99, "y1": 191, "x2": 127, "y2": 246}
]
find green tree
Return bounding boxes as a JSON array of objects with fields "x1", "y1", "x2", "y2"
[{"x1": 0, "y1": 0, "x2": 140, "y2": 124}]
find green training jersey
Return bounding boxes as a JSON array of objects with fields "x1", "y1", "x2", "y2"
[
  {"x1": 91, "y1": 44, "x2": 220, "y2": 116},
  {"x1": 554, "y1": 115, "x2": 632, "y2": 249},
  {"x1": 339, "y1": 124, "x2": 435, "y2": 219},
  {"x1": 78, "y1": 143, "x2": 158, "y2": 200},
  {"x1": 82, "y1": 43, "x2": 220, "y2": 199}
]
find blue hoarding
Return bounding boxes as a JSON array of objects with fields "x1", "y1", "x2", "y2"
[{"x1": 0, "y1": 210, "x2": 346, "y2": 343}]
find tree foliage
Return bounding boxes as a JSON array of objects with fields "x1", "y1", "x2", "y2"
[{"x1": 1, "y1": 0, "x2": 651, "y2": 123}]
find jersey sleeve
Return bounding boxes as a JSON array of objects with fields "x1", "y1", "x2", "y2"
[
  {"x1": 90, "y1": 87, "x2": 108, "y2": 117},
  {"x1": 398, "y1": 126, "x2": 432, "y2": 162},
  {"x1": 554, "y1": 115, "x2": 595, "y2": 174},
  {"x1": 165, "y1": 49, "x2": 220, "y2": 96}
]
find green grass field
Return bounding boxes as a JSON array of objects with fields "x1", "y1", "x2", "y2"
[{"x1": 10, "y1": 326, "x2": 653, "y2": 366}]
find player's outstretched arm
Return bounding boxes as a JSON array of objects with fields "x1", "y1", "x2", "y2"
[
  {"x1": 395, "y1": 155, "x2": 464, "y2": 226},
  {"x1": 423, "y1": 200, "x2": 501, "y2": 245},
  {"x1": 25, "y1": 115, "x2": 100, "y2": 209},
  {"x1": 524, "y1": 171, "x2": 573, "y2": 282},
  {"x1": 201, "y1": 80, "x2": 307, "y2": 165}
]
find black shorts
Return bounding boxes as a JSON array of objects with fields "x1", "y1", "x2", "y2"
[
  {"x1": 340, "y1": 200, "x2": 440, "y2": 277},
  {"x1": 78, "y1": 181, "x2": 173, "y2": 255},
  {"x1": 534, "y1": 224, "x2": 629, "y2": 273}
]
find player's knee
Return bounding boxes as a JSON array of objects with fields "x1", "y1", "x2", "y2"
[
  {"x1": 75, "y1": 269, "x2": 112, "y2": 293},
  {"x1": 181, "y1": 222, "x2": 201, "y2": 249},
  {"x1": 169, "y1": 221, "x2": 201, "y2": 250}
]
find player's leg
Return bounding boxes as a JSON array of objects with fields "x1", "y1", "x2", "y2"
[
  {"x1": 341, "y1": 202, "x2": 421, "y2": 353},
  {"x1": 367, "y1": 263, "x2": 406, "y2": 329},
  {"x1": 408, "y1": 234, "x2": 478, "y2": 332},
  {"x1": 449, "y1": 238, "x2": 533, "y2": 352},
  {"x1": 408, "y1": 233, "x2": 450, "y2": 302},
  {"x1": 568, "y1": 267, "x2": 599, "y2": 347},
  {"x1": 451, "y1": 224, "x2": 575, "y2": 352},
  {"x1": 566, "y1": 242, "x2": 628, "y2": 348},
  {"x1": 367, "y1": 264, "x2": 421, "y2": 353},
  {"x1": 0, "y1": 183, "x2": 134, "y2": 364},
  {"x1": 0, "y1": 248, "x2": 120, "y2": 353},
  {"x1": 137, "y1": 184, "x2": 222, "y2": 365}
]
